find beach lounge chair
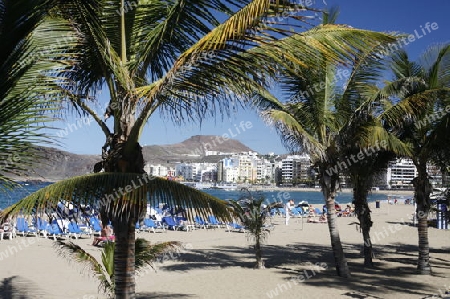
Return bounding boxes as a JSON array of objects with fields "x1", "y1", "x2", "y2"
[
  {"x1": 142, "y1": 218, "x2": 165, "y2": 233},
  {"x1": 291, "y1": 208, "x2": 301, "y2": 217},
  {"x1": 226, "y1": 222, "x2": 246, "y2": 233},
  {"x1": 0, "y1": 223, "x2": 16, "y2": 240},
  {"x1": 16, "y1": 217, "x2": 37, "y2": 237},
  {"x1": 270, "y1": 208, "x2": 278, "y2": 217},
  {"x1": 68, "y1": 222, "x2": 90, "y2": 239},
  {"x1": 135, "y1": 221, "x2": 142, "y2": 232},
  {"x1": 194, "y1": 216, "x2": 209, "y2": 229},
  {"x1": 207, "y1": 215, "x2": 223, "y2": 228},
  {"x1": 35, "y1": 218, "x2": 51, "y2": 238},
  {"x1": 174, "y1": 217, "x2": 195, "y2": 232},
  {"x1": 47, "y1": 222, "x2": 68, "y2": 241},
  {"x1": 314, "y1": 208, "x2": 323, "y2": 216},
  {"x1": 89, "y1": 216, "x2": 103, "y2": 235},
  {"x1": 162, "y1": 217, "x2": 179, "y2": 230}
]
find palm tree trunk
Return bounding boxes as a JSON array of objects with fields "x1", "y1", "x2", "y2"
[
  {"x1": 102, "y1": 135, "x2": 145, "y2": 297},
  {"x1": 321, "y1": 172, "x2": 351, "y2": 277},
  {"x1": 413, "y1": 161, "x2": 432, "y2": 275},
  {"x1": 353, "y1": 181, "x2": 374, "y2": 267},
  {"x1": 254, "y1": 236, "x2": 265, "y2": 269},
  {"x1": 417, "y1": 207, "x2": 431, "y2": 274},
  {"x1": 114, "y1": 217, "x2": 137, "y2": 299}
]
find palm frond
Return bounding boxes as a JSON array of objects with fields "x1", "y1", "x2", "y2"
[
  {"x1": 134, "y1": 239, "x2": 181, "y2": 273},
  {"x1": 54, "y1": 241, "x2": 113, "y2": 295},
  {"x1": 0, "y1": 173, "x2": 232, "y2": 223}
]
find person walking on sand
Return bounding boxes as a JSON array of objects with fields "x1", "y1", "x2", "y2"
[{"x1": 285, "y1": 199, "x2": 294, "y2": 225}]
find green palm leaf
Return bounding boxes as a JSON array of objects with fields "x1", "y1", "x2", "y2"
[
  {"x1": 1, "y1": 172, "x2": 232, "y2": 222},
  {"x1": 54, "y1": 241, "x2": 114, "y2": 295},
  {"x1": 0, "y1": 0, "x2": 79, "y2": 188}
]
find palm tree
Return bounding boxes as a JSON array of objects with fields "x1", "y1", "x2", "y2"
[
  {"x1": 54, "y1": 238, "x2": 180, "y2": 297},
  {"x1": 253, "y1": 9, "x2": 398, "y2": 277},
  {"x1": 2, "y1": 1, "x2": 402, "y2": 296},
  {"x1": 382, "y1": 45, "x2": 450, "y2": 274},
  {"x1": 228, "y1": 190, "x2": 271, "y2": 269},
  {"x1": 335, "y1": 43, "x2": 413, "y2": 267},
  {"x1": 0, "y1": 0, "x2": 77, "y2": 188}
]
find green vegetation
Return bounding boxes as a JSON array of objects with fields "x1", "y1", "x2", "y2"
[{"x1": 55, "y1": 238, "x2": 180, "y2": 297}]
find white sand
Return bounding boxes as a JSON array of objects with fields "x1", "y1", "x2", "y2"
[{"x1": 0, "y1": 203, "x2": 449, "y2": 299}]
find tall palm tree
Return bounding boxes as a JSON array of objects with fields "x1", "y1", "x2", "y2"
[
  {"x1": 2, "y1": 1, "x2": 401, "y2": 296},
  {"x1": 0, "y1": 0, "x2": 77, "y2": 187},
  {"x1": 335, "y1": 44, "x2": 413, "y2": 267},
  {"x1": 54, "y1": 238, "x2": 180, "y2": 297},
  {"x1": 253, "y1": 8, "x2": 398, "y2": 277},
  {"x1": 383, "y1": 45, "x2": 450, "y2": 274}
]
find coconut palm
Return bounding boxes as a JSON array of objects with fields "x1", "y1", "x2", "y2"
[
  {"x1": 0, "y1": 0, "x2": 78, "y2": 188},
  {"x1": 382, "y1": 45, "x2": 450, "y2": 274},
  {"x1": 1, "y1": 1, "x2": 402, "y2": 296},
  {"x1": 334, "y1": 42, "x2": 414, "y2": 267},
  {"x1": 228, "y1": 191, "x2": 272, "y2": 269},
  {"x1": 253, "y1": 8, "x2": 400, "y2": 277},
  {"x1": 54, "y1": 238, "x2": 180, "y2": 297}
]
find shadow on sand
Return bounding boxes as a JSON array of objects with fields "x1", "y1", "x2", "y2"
[
  {"x1": 0, "y1": 276, "x2": 48, "y2": 299},
  {"x1": 158, "y1": 240, "x2": 449, "y2": 299}
]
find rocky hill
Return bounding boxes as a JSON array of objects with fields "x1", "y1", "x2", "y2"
[{"x1": 15, "y1": 135, "x2": 254, "y2": 182}]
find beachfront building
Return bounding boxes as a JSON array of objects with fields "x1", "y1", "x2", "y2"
[
  {"x1": 385, "y1": 158, "x2": 446, "y2": 189},
  {"x1": 256, "y1": 158, "x2": 275, "y2": 184},
  {"x1": 175, "y1": 162, "x2": 217, "y2": 182},
  {"x1": 237, "y1": 151, "x2": 258, "y2": 183},
  {"x1": 386, "y1": 158, "x2": 417, "y2": 189},
  {"x1": 217, "y1": 156, "x2": 239, "y2": 182},
  {"x1": 427, "y1": 164, "x2": 444, "y2": 186},
  {"x1": 175, "y1": 163, "x2": 194, "y2": 181},
  {"x1": 147, "y1": 164, "x2": 176, "y2": 178},
  {"x1": 280, "y1": 154, "x2": 312, "y2": 186},
  {"x1": 223, "y1": 166, "x2": 239, "y2": 183}
]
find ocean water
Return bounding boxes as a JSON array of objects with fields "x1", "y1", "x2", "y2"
[
  {"x1": 202, "y1": 188, "x2": 396, "y2": 205},
  {"x1": 0, "y1": 182, "x2": 404, "y2": 210}
]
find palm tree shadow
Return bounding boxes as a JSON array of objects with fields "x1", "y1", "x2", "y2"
[
  {"x1": 159, "y1": 241, "x2": 447, "y2": 298},
  {"x1": 0, "y1": 276, "x2": 48, "y2": 299}
]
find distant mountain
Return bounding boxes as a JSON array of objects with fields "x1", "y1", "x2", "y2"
[
  {"x1": 12, "y1": 135, "x2": 254, "y2": 182},
  {"x1": 142, "y1": 135, "x2": 253, "y2": 164}
]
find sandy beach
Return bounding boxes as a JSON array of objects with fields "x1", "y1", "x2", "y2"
[{"x1": 0, "y1": 202, "x2": 448, "y2": 299}]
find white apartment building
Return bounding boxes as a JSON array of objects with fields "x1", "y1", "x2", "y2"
[
  {"x1": 176, "y1": 162, "x2": 217, "y2": 181},
  {"x1": 224, "y1": 167, "x2": 239, "y2": 183},
  {"x1": 281, "y1": 154, "x2": 311, "y2": 184},
  {"x1": 386, "y1": 158, "x2": 417, "y2": 189},
  {"x1": 148, "y1": 164, "x2": 175, "y2": 178},
  {"x1": 386, "y1": 158, "x2": 444, "y2": 189},
  {"x1": 256, "y1": 158, "x2": 275, "y2": 183}
]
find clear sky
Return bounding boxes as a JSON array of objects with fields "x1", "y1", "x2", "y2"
[{"x1": 52, "y1": 0, "x2": 450, "y2": 156}]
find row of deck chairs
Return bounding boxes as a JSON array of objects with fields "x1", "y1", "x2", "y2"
[
  {"x1": 135, "y1": 215, "x2": 246, "y2": 233},
  {"x1": 3, "y1": 216, "x2": 104, "y2": 241}
]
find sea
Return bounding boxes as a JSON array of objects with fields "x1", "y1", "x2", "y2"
[{"x1": 0, "y1": 181, "x2": 411, "y2": 210}]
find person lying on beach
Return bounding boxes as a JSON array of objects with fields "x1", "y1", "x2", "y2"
[
  {"x1": 307, "y1": 214, "x2": 327, "y2": 223},
  {"x1": 92, "y1": 224, "x2": 115, "y2": 246}
]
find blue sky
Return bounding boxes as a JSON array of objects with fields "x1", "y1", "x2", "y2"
[{"x1": 52, "y1": 0, "x2": 450, "y2": 155}]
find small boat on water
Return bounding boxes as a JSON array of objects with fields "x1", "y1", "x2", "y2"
[{"x1": 212, "y1": 183, "x2": 238, "y2": 190}]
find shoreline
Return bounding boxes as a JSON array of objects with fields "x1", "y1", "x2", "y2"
[
  {"x1": 9, "y1": 178, "x2": 415, "y2": 196},
  {"x1": 247, "y1": 186, "x2": 414, "y2": 196}
]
